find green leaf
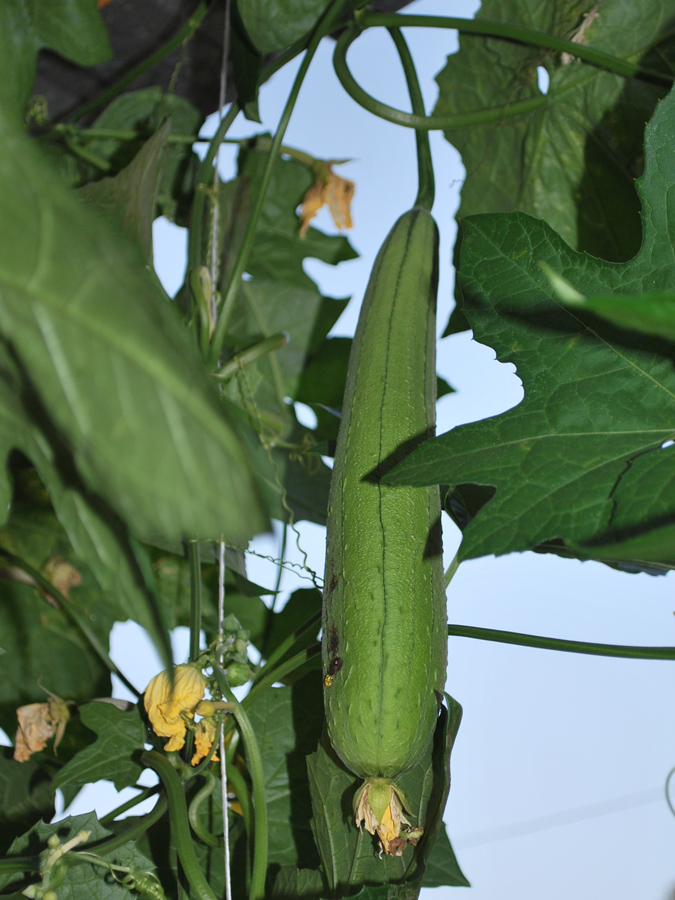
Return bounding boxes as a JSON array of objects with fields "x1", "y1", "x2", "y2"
[
  {"x1": 307, "y1": 698, "x2": 465, "y2": 893},
  {"x1": 79, "y1": 121, "x2": 171, "y2": 263},
  {"x1": 53, "y1": 702, "x2": 145, "y2": 793},
  {"x1": 272, "y1": 866, "x2": 326, "y2": 899},
  {"x1": 247, "y1": 673, "x2": 324, "y2": 870},
  {"x1": 422, "y1": 824, "x2": 470, "y2": 888},
  {"x1": 0, "y1": 435, "x2": 171, "y2": 670},
  {"x1": 0, "y1": 748, "x2": 54, "y2": 855},
  {"x1": 0, "y1": 104, "x2": 268, "y2": 548},
  {"x1": 231, "y1": 15, "x2": 263, "y2": 123},
  {"x1": 560, "y1": 289, "x2": 675, "y2": 344},
  {"x1": 236, "y1": 0, "x2": 328, "y2": 54},
  {"x1": 85, "y1": 87, "x2": 204, "y2": 225},
  {"x1": 388, "y1": 84, "x2": 675, "y2": 569},
  {"x1": 296, "y1": 336, "x2": 350, "y2": 444},
  {"x1": 219, "y1": 147, "x2": 353, "y2": 429},
  {"x1": 0, "y1": 812, "x2": 156, "y2": 899},
  {"x1": 0, "y1": 578, "x2": 112, "y2": 739},
  {"x1": 0, "y1": 0, "x2": 110, "y2": 120},
  {"x1": 263, "y1": 588, "x2": 322, "y2": 660},
  {"x1": 435, "y1": 0, "x2": 675, "y2": 275}
]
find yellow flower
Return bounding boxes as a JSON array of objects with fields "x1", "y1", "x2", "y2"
[
  {"x1": 299, "y1": 164, "x2": 354, "y2": 238},
  {"x1": 144, "y1": 665, "x2": 206, "y2": 752},
  {"x1": 191, "y1": 718, "x2": 219, "y2": 766},
  {"x1": 354, "y1": 778, "x2": 421, "y2": 857}
]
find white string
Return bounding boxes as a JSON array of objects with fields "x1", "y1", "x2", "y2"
[{"x1": 213, "y1": 3, "x2": 233, "y2": 898}]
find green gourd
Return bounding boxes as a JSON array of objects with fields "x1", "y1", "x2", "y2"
[{"x1": 322, "y1": 205, "x2": 447, "y2": 811}]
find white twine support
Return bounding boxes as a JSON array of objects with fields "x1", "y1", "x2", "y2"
[
  {"x1": 218, "y1": 536, "x2": 231, "y2": 900},
  {"x1": 213, "y1": 2, "x2": 233, "y2": 898}
]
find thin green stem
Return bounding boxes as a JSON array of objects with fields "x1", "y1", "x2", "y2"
[
  {"x1": 51, "y1": 126, "x2": 325, "y2": 167},
  {"x1": 208, "y1": 0, "x2": 348, "y2": 368},
  {"x1": 388, "y1": 28, "x2": 434, "y2": 210},
  {"x1": 666, "y1": 767, "x2": 675, "y2": 818},
  {"x1": 86, "y1": 793, "x2": 168, "y2": 858},
  {"x1": 188, "y1": 770, "x2": 220, "y2": 847},
  {"x1": 253, "y1": 610, "x2": 321, "y2": 687},
  {"x1": 247, "y1": 642, "x2": 321, "y2": 703},
  {"x1": 334, "y1": 24, "x2": 548, "y2": 130},
  {"x1": 0, "y1": 549, "x2": 141, "y2": 698},
  {"x1": 444, "y1": 550, "x2": 461, "y2": 589},
  {"x1": 212, "y1": 332, "x2": 289, "y2": 381},
  {"x1": 226, "y1": 761, "x2": 253, "y2": 838},
  {"x1": 448, "y1": 624, "x2": 675, "y2": 659},
  {"x1": 0, "y1": 856, "x2": 40, "y2": 875},
  {"x1": 188, "y1": 541, "x2": 203, "y2": 663},
  {"x1": 66, "y1": 1, "x2": 211, "y2": 123},
  {"x1": 99, "y1": 784, "x2": 161, "y2": 826},
  {"x1": 358, "y1": 12, "x2": 674, "y2": 86},
  {"x1": 186, "y1": 103, "x2": 240, "y2": 278},
  {"x1": 63, "y1": 135, "x2": 111, "y2": 171},
  {"x1": 213, "y1": 666, "x2": 267, "y2": 900},
  {"x1": 141, "y1": 752, "x2": 218, "y2": 900},
  {"x1": 259, "y1": 522, "x2": 289, "y2": 660}
]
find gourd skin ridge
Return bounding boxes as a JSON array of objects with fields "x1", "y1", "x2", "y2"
[{"x1": 322, "y1": 207, "x2": 447, "y2": 780}]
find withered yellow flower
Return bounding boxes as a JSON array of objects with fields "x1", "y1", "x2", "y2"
[
  {"x1": 354, "y1": 779, "x2": 419, "y2": 856},
  {"x1": 14, "y1": 694, "x2": 71, "y2": 762},
  {"x1": 299, "y1": 164, "x2": 354, "y2": 238},
  {"x1": 191, "y1": 718, "x2": 219, "y2": 766},
  {"x1": 14, "y1": 703, "x2": 54, "y2": 762},
  {"x1": 144, "y1": 665, "x2": 206, "y2": 752}
]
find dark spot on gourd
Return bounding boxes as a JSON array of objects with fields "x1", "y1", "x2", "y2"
[
  {"x1": 327, "y1": 656, "x2": 343, "y2": 677},
  {"x1": 328, "y1": 624, "x2": 340, "y2": 656}
]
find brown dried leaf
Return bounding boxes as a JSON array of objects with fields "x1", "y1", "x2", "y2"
[{"x1": 14, "y1": 703, "x2": 55, "y2": 762}]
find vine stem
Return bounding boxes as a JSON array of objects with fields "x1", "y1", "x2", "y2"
[
  {"x1": 358, "y1": 11, "x2": 674, "y2": 87},
  {"x1": 334, "y1": 12, "x2": 673, "y2": 132},
  {"x1": 247, "y1": 643, "x2": 321, "y2": 704},
  {"x1": 99, "y1": 784, "x2": 161, "y2": 826},
  {"x1": 252, "y1": 609, "x2": 321, "y2": 686},
  {"x1": 388, "y1": 27, "x2": 434, "y2": 210},
  {"x1": 213, "y1": 665, "x2": 268, "y2": 900},
  {"x1": 84, "y1": 794, "x2": 169, "y2": 858},
  {"x1": 448, "y1": 624, "x2": 675, "y2": 659},
  {"x1": 0, "y1": 549, "x2": 140, "y2": 698},
  {"x1": 207, "y1": 0, "x2": 348, "y2": 368},
  {"x1": 334, "y1": 24, "x2": 548, "y2": 131},
  {"x1": 187, "y1": 541, "x2": 202, "y2": 663},
  {"x1": 141, "y1": 753, "x2": 217, "y2": 900}
]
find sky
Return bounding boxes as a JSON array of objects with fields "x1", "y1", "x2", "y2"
[{"x1": 41, "y1": 1, "x2": 675, "y2": 897}]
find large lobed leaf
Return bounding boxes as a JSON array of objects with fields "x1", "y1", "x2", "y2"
[
  {"x1": 0, "y1": 749, "x2": 54, "y2": 855},
  {"x1": 53, "y1": 702, "x2": 145, "y2": 794},
  {"x1": 0, "y1": 103, "x2": 268, "y2": 548},
  {"x1": 388, "y1": 82, "x2": 675, "y2": 569},
  {"x1": 435, "y1": 0, "x2": 675, "y2": 321},
  {"x1": 0, "y1": 812, "x2": 157, "y2": 900}
]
